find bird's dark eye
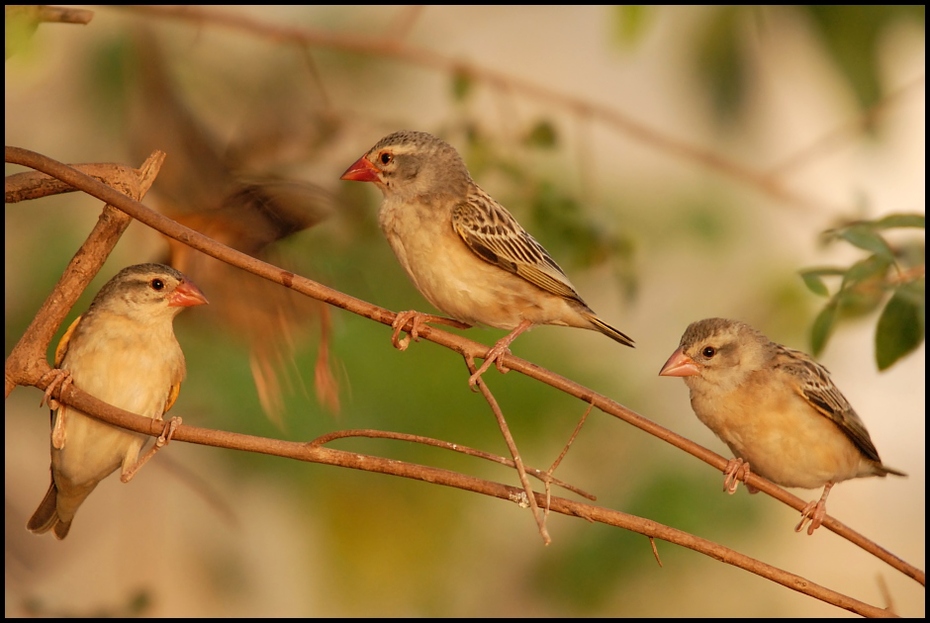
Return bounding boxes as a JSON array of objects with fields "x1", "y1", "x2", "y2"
[
  {"x1": 702, "y1": 346, "x2": 716, "y2": 358},
  {"x1": 379, "y1": 152, "x2": 393, "y2": 165},
  {"x1": 151, "y1": 278, "x2": 165, "y2": 291}
]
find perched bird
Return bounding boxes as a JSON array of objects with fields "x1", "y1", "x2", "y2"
[
  {"x1": 27, "y1": 263, "x2": 208, "y2": 539},
  {"x1": 340, "y1": 130, "x2": 634, "y2": 385},
  {"x1": 659, "y1": 317, "x2": 905, "y2": 534}
]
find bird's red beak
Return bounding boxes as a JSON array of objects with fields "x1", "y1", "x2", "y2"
[
  {"x1": 340, "y1": 156, "x2": 380, "y2": 182},
  {"x1": 658, "y1": 348, "x2": 700, "y2": 377},
  {"x1": 169, "y1": 279, "x2": 209, "y2": 307}
]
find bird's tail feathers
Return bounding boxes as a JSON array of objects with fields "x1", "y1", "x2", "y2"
[
  {"x1": 26, "y1": 481, "x2": 63, "y2": 537},
  {"x1": 876, "y1": 463, "x2": 907, "y2": 478},
  {"x1": 588, "y1": 315, "x2": 635, "y2": 348}
]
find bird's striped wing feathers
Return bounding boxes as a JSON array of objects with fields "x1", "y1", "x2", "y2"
[
  {"x1": 452, "y1": 190, "x2": 582, "y2": 302},
  {"x1": 778, "y1": 345, "x2": 881, "y2": 463}
]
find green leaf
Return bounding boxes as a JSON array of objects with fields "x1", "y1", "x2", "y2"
[
  {"x1": 524, "y1": 120, "x2": 558, "y2": 149},
  {"x1": 875, "y1": 283, "x2": 925, "y2": 370},
  {"x1": 835, "y1": 255, "x2": 891, "y2": 318},
  {"x1": 799, "y1": 268, "x2": 843, "y2": 297},
  {"x1": 612, "y1": 6, "x2": 652, "y2": 47},
  {"x1": 451, "y1": 69, "x2": 473, "y2": 102},
  {"x1": 836, "y1": 276, "x2": 886, "y2": 320},
  {"x1": 895, "y1": 276, "x2": 926, "y2": 304},
  {"x1": 873, "y1": 213, "x2": 925, "y2": 230},
  {"x1": 695, "y1": 7, "x2": 747, "y2": 124},
  {"x1": 838, "y1": 224, "x2": 894, "y2": 260},
  {"x1": 811, "y1": 299, "x2": 839, "y2": 356},
  {"x1": 840, "y1": 253, "x2": 892, "y2": 290},
  {"x1": 127, "y1": 589, "x2": 152, "y2": 615},
  {"x1": 800, "y1": 271, "x2": 829, "y2": 297},
  {"x1": 805, "y1": 6, "x2": 924, "y2": 110},
  {"x1": 5, "y1": 7, "x2": 40, "y2": 59}
]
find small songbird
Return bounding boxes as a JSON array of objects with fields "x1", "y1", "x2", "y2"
[
  {"x1": 340, "y1": 130, "x2": 634, "y2": 385},
  {"x1": 119, "y1": 27, "x2": 339, "y2": 422},
  {"x1": 27, "y1": 263, "x2": 208, "y2": 539},
  {"x1": 659, "y1": 317, "x2": 906, "y2": 534}
]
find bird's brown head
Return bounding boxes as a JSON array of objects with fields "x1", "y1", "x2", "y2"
[
  {"x1": 659, "y1": 318, "x2": 772, "y2": 389},
  {"x1": 91, "y1": 263, "x2": 209, "y2": 322},
  {"x1": 340, "y1": 130, "x2": 471, "y2": 200}
]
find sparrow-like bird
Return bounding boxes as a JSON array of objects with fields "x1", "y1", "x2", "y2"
[
  {"x1": 340, "y1": 130, "x2": 634, "y2": 385},
  {"x1": 27, "y1": 263, "x2": 208, "y2": 539},
  {"x1": 121, "y1": 27, "x2": 340, "y2": 422},
  {"x1": 659, "y1": 317, "x2": 905, "y2": 534}
]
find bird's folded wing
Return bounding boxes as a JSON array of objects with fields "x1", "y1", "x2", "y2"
[
  {"x1": 782, "y1": 346, "x2": 882, "y2": 463},
  {"x1": 452, "y1": 198, "x2": 582, "y2": 302}
]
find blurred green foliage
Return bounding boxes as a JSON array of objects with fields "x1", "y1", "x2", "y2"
[
  {"x1": 533, "y1": 469, "x2": 763, "y2": 612},
  {"x1": 807, "y1": 5, "x2": 925, "y2": 111},
  {"x1": 696, "y1": 6, "x2": 748, "y2": 125},
  {"x1": 612, "y1": 5, "x2": 654, "y2": 48},
  {"x1": 612, "y1": 6, "x2": 925, "y2": 127},
  {"x1": 800, "y1": 214, "x2": 925, "y2": 369}
]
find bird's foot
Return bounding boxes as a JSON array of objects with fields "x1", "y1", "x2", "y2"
[
  {"x1": 391, "y1": 310, "x2": 425, "y2": 351},
  {"x1": 391, "y1": 311, "x2": 471, "y2": 351},
  {"x1": 39, "y1": 368, "x2": 73, "y2": 411},
  {"x1": 121, "y1": 417, "x2": 183, "y2": 483},
  {"x1": 722, "y1": 458, "x2": 751, "y2": 494},
  {"x1": 795, "y1": 482, "x2": 834, "y2": 535},
  {"x1": 467, "y1": 320, "x2": 533, "y2": 388},
  {"x1": 467, "y1": 343, "x2": 513, "y2": 388}
]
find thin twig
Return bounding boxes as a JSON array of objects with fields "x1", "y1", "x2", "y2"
[
  {"x1": 548, "y1": 400, "x2": 594, "y2": 475},
  {"x1": 465, "y1": 354, "x2": 551, "y2": 545},
  {"x1": 649, "y1": 536, "x2": 663, "y2": 568},
  {"x1": 311, "y1": 428, "x2": 596, "y2": 500},
  {"x1": 543, "y1": 401, "x2": 595, "y2": 517}
]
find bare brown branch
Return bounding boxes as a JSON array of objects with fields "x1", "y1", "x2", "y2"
[
  {"x1": 4, "y1": 151, "x2": 165, "y2": 398},
  {"x1": 6, "y1": 5, "x2": 93, "y2": 26}
]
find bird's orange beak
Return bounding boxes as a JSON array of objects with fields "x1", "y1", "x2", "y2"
[
  {"x1": 340, "y1": 156, "x2": 380, "y2": 182},
  {"x1": 169, "y1": 279, "x2": 209, "y2": 307},
  {"x1": 658, "y1": 348, "x2": 700, "y2": 377}
]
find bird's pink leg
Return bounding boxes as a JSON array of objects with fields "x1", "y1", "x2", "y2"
[
  {"x1": 39, "y1": 369, "x2": 74, "y2": 450},
  {"x1": 468, "y1": 319, "x2": 534, "y2": 387},
  {"x1": 120, "y1": 417, "x2": 183, "y2": 483},
  {"x1": 391, "y1": 310, "x2": 470, "y2": 351},
  {"x1": 39, "y1": 368, "x2": 72, "y2": 411},
  {"x1": 795, "y1": 481, "x2": 834, "y2": 535},
  {"x1": 722, "y1": 458, "x2": 752, "y2": 494}
]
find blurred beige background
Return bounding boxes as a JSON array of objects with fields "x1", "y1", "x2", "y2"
[{"x1": 6, "y1": 6, "x2": 924, "y2": 617}]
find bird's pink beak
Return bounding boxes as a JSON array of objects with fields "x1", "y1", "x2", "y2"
[
  {"x1": 658, "y1": 348, "x2": 700, "y2": 377},
  {"x1": 340, "y1": 156, "x2": 380, "y2": 182},
  {"x1": 169, "y1": 279, "x2": 209, "y2": 308}
]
